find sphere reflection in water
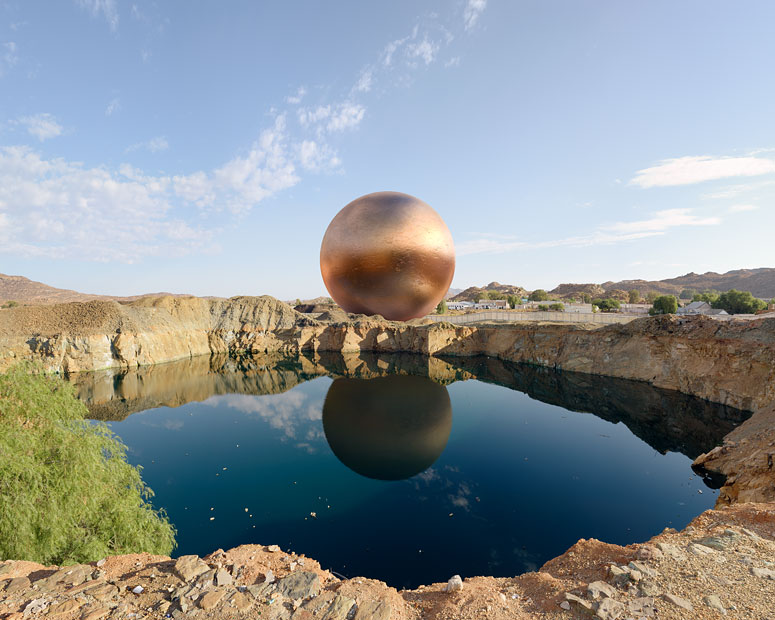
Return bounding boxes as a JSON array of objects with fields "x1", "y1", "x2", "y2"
[{"x1": 322, "y1": 374, "x2": 452, "y2": 481}]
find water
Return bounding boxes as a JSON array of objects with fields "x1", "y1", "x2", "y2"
[{"x1": 70, "y1": 353, "x2": 750, "y2": 589}]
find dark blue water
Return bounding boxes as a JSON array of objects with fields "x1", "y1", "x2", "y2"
[{"x1": 71, "y1": 354, "x2": 749, "y2": 589}]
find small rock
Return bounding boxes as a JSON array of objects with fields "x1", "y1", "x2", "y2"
[
  {"x1": 4, "y1": 576, "x2": 30, "y2": 594},
  {"x1": 96, "y1": 558, "x2": 106, "y2": 567},
  {"x1": 638, "y1": 581, "x2": 661, "y2": 597},
  {"x1": 174, "y1": 555, "x2": 211, "y2": 582},
  {"x1": 275, "y1": 571, "x2": 320, "y2": 599},
  {"x1": 595, "y1": 597, "x2": 625, "y2": 620},
  {"x1": 229, "y1": 591, "x2": 253, "y2": 612},
  {"x1": 694, "y1": 535, "x2": 731, "y2": 551},
  {"x1": 627, "y1": 561, "x2": 657, "y2": 578},
  {"x1": 22, "y1": 598, "x2": 48, "y2": 615},
  {"x1": 751, "y1": 566, "x2": 775, "y2": 580},
  {"x1": 131, "y1": 585, "x2": 144, "y2": 594},
  {"x1": 47, "y1": 600, "x2": 84, "y2": 617},
  {"x1": 663, "y1": 593, "x2": 693, "y2": 611},
  {"x1": 608, "y1": 565, "x2": 630, "y2": 586},
  {"x1": 199, "y1": 588, "x2": 225, "y2": 610},
  {"x1": 703, "y1": 594, "x2": 726, "y2": 615},
  {"x1": 636, "y1": 545, "x2": 663, "y2": 561},
  {"x1": 564, "y1": 593, "x2": 593, "y2": 611},
  {"x1": 559, "y1": 601, "x2": 571, "y2": 610},
  {"x1": 215, "y1": 568, "x2": 232, "y2": 586},
  {"x1": 587, "y1": 580, "x2": 616, "y2": 599},
  {"x1": 741, "y1": 527, "x2": 761, "y2": 540},
  {"x1": 444, "y1": 575, "x2": 463, "y2": 592},
  {"x1": 627, "y1": 597, "x2": 655, "y2": 617},
  {"x1": 81, "y1": 607, "x2": 111, "y2": 620},
  {"x1": 352, "y1": 600, "x2": 391, "y2": 620},
  {"x1": 267, "y1": 545, "x2": 281, "y2": 553},
  {"x1": 688, "y1": 543, "x2": 715, "y2": 556},
  {"x1": 655, "y1": 542, "x2": 686, "y2": 561}
]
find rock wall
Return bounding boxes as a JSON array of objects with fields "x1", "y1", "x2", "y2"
[{"x1": 2, "y1": 296, "x2": 775, "y2": 413}]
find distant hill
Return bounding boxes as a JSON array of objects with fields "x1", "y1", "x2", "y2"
[
  {"x1": 451, "y1": 282, "x2": 528, "y2": 302},
  {"x1": 0, "y1": 273, "x2": 193, "y2": 306},
  {"x1": 601, "y1": 268, "x2": 775, "y2": 299}
]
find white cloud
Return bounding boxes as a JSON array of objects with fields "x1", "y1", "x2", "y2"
[
  {"x1": 173, "y1": 115, "x2": 299, "y2": 213},
  {"x1": 602, "y1": 208, "x2": 720, "y2": 234},
  {"x1": 632, "y1": 155, "x2": 775, "y2": 188},
  {"x1": 326, "y1": 103, "x2": 365, "y2": 132},
  {"x1": 127, "y1": 136, "x2": 169, "y2": 153},
  {"x1": 382, "y1": 37, "x2": 408, "y2": 67},
  {"x1": 463, "y1": 0, "x2": 487, "y2": 30},
  {"x1": 105, "y1": 97, "x2": 121, "y2": 116},
  {"x1": 15, "y1": 113, "x2": 64, "y2": 141},
  {"x1": 298, "y1": 102, "x2": 365, "y2": 134},
  {"x1": 728, "y1": 204, "x2": 758, "y2": 213},
  {"x1": 353, "y1": 68, "x2": 373, "y2": 93},
  {"x1": 297, "y1": 140, "x2": 340, "y2": 172},
  {"x1": 445, "y1": 56, "x2": 461, "y2": 68},
  {"x1": 0, "y1": 145, "x2": 211, "y2": 262},
  {"x1": 76, "y1": 0, "x2": 119, "y2": 31},
  {"x1": 406, "y1": 36, "x2": 440, "y2": 66},
  {"x1": 1, "y1": 41, "x2": 18, "y2": 76},
  {"x1": 458, "y1": 209, "x2": 721, "y2": 256},
  {"x1": 285, "y1": 86, "x2": 307, "y2": 105}
]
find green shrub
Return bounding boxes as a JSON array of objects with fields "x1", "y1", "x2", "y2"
[
  {"x1": 436, "y1": 299, "x2": 447, "y2": 314},
  {"x1": 711, "y1": 289, "x2": 767, "y2": 315},
  {"x1": 549, "y1": 303, "x2": 564, "y2": 312},
  {"x1": 529, "y1": 289, "x2": 549, "y2": 302},
  {"x1": 649, "y1": 295, "x2": 678, "y2": 315},
  {"x1": 537, "y1": 304, "x2": 549, "y2": 311},
  {"x1": 1, "y1": 300, "x2": 19, "y2": 309},
  {"x1": 0, "y1": 365, "x2": 175, "y2": 565}
]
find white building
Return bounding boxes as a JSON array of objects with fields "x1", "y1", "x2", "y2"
[{"x1": 677, "y1": 301, "x2": 728, "y2": 316}]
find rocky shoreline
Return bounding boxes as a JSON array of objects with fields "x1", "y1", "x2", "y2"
[{"x1": 2, "y1": 295, "x2": 775, "y2": 618}]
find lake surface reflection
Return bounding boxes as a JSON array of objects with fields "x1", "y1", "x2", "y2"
[{"x1": 69, "y1": 353, "x2": 750, "y2": 589}]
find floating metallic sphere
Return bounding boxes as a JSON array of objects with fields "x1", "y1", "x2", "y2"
[
  {"x1": 322, "y1": 374, "x2": 453, "y2": 481},
  {"x1": 320, "y1": 191, "x2": 455, "y2": 321}
]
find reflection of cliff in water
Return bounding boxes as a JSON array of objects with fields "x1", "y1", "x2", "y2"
[{"x1": 69, "y1": 352, "x2": 750, "y2": 459}]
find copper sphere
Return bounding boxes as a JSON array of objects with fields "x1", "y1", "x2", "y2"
[{"x1": 320, "y1": 191, "x2": 455, "y2": 321}]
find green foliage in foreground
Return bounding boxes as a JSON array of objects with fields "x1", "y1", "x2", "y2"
[
  {"x1": 592, "y1": 298, "x2": 621, "y2": 312},
  {"x1": 650, "y1": 295, "x2": 678, "y2": 315},
  {"x1": 436, "y1": 299, "x2": 447, "y2": 314},
  {"x1": 0, "y1": 366, "x2": 175, "y2": 565}
]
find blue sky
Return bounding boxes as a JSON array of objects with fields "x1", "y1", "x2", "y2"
[{"x1": 1, "y1": 1, "x2": 774, "y2": 299}]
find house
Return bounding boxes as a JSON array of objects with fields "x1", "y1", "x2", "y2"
[
  {"x1": 447, "y1": 301, "x2": 474, "y2": 310},
  {"x1": 473, "y1": 299, "x2": 509, "y2": 310},
  {"x1": 677, "y1": 301, "x2": 728, "y2": 316}
]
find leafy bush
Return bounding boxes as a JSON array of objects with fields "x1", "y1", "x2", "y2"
[
  {"x1": 537, "y1": 304, "x2": 549, "y2": 311},
  {"x1": 628, "y1": 290, "x2": 640, "y2": 304},
  {"x1": 1, "y1": 300, "x2": 18, "y2": 309},
  {"x1": 649, "y1": 295, "x2": 678, "y2": 315},
  {"x1": 0, "y1": 365, "x2": 175, "y2": 565},
  {"x1": 549, "y1": 303, "x2": 564, "y2": 312},
  {"x1": 436, "y1": 300, "x2": 447, "y2": 314},
  {"x1": 528, "y1": 289, "x2": 549, "y2": 302},
  {"x1": 506, "y1": 294, "x2": 519, "y2": 309},
  {"x1": 592, "y1": 298, "x2": 621, "y2": 312},
  {"x1": 711, "y1": 289, "x2": 767, "y2": 315}
]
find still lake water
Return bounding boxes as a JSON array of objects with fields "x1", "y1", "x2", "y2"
[{"x1": 70, "y1": 353, "x2": 749, "y2": 589}]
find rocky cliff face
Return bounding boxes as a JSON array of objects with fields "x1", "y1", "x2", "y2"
[{"x1": 3, "y1": 296, "x2": 775, "y2": 413}]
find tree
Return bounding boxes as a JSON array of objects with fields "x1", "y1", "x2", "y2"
[
  {"x1": 581, "y1": 293, "x2": 593, "y2": 304},
  {"x1": 711, "y1": 289, "x2": 767, "y2": 315},
  {"x1": 649, "y1": 295, "x2": 678, "y2": 315},
  {"x1": 679, "y1": 289, "x2": 697, "y2": 300},
  {"x1": 0, "y1": 365, "x2": 175, "y2": 565},
  {"x1": 507, "y1": 294, "x2": 519, "y2": 309},
  {"x1": 436, "y1": 300, "x2": 447, "y2": 314},
  {"x1": 473, "y1": 291, "x2": 488, "y2": 303},
  {"x1": 592, "y1": 298, "x2": 620, "y2": 312},
  {"x1": 549, "y1": 303, "x2": 564, "y2": 312},
  {"x1": 645, "y1": 291, "x2": 658, "y2": 304},
  {"x1": 537, "y1": 304, "x2": 549, "y2": 311},
  {"x1": 628, "y1": 289, "x2": 640, "y2": 304},
  {"x1": 487, "y1": 290, "x2": 505, "y2": 300},
  {"x1": 693, "y1": 291, "x2": 719, "y2": 304},
  {"x1": 528, "y1": 289, "x2": 548, "y2": 302}
]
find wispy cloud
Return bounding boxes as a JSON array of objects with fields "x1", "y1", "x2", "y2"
[
  {"x1": 15, "y1": 113, "x2": 64, "y2": 141},
  {"x1": 285, "y1": 86, "x2": 307, "y2": 105},
  {"x1": 0, "y1": 146, "x2": 212, "y2": 262},
  {"x1": 632, "y1": 154, "x2": 775, "y2": 188},
  {"x1": 105, "y1": 97, "x2": 121, "y2": 116},
  {"x1": 297, "y1": 102, "x2": 365, "y2": 135},
  {"x1": 406, "y1": 36, "x2": 440, "y2": 66},
  {"x1": 463, "y1": 0, "x2": 487, "y2": 30},
  {"x1": 126, "y1": 136, "x2": 169, "y2": 153},
  {"x1": 728, "y1": 204, "x2": 758, "y2": 213},
  {"x1": 1, "y1": 41, "x2": 18, "y2": 77},
  {"x1": 458, "y1": 209, "x2": 721, "y2": 256},
  {"x1": 75, "y1": 0, "x2": 119, "y2": 31}
]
